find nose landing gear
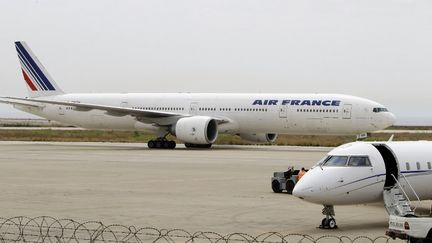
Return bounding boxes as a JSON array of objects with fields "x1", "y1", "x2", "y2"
[{"x1": 320, "y1": 205, "x2": 337, "y2": 229}]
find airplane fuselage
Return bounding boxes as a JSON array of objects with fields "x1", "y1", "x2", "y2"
[
  {"x1": 14, "y1": 93, "x2": 394, "y2": 136},
  {"x1": 293, "y1": 141, "x2": 432, "y2": 205}
]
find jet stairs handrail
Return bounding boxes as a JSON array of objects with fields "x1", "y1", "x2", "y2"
[{"x1": 390, "y1": 174, "x2": 421, "y2": 213}]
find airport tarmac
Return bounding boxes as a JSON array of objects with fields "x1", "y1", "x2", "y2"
[{"x1": 0, "y1": 141, "x2": 408, "y2": 238}]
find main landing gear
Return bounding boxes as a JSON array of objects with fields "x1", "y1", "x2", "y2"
[
  {"x1": 184, "y1": 143, "x2": 212, "y2": 149},
  {"x1": 147, "y1": 138, "x2": 176, "y2": 149},
  {"x1": 319, "y1": 205, "x2": 337, "y2": 229}
]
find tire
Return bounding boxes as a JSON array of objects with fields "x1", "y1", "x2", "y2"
[
  {"x1": 155, "y1": 141, "x2": 162, "y2": 148},
  {"x1": 169, "y1": 141, "x2": 176, "y2": 149},
  {"x1": 286, "y1": 180, "x2": 295, "y2": 194},
  {"x1": 184, "y1": 143, "x2": 212, "y2": 149},
  {"x1": 272, "y1": 180, "x2": 282, "y2": 193},
  {"x1": 162, "y1": 141, "x2": 170, "y2": 148},
  {"x1": 321, "y1": 218, "x2": 327, "y2": 227},
  {"x1": 148, "y1": 140, "x2": 155, "y2": 149},
  {"x1": 328, "y1": 218, "x2": 337, "y2": 229},
  {"x1": 201, "y1": 144, "x2": 212, "y2": 148}
]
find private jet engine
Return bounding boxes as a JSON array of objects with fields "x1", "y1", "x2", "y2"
[
  {"x1": 239, "y1": 133, "x2": 278, "y2": 143},
  {"x1": 175, "y1": 116, "x2": 218, "y2": 147}
]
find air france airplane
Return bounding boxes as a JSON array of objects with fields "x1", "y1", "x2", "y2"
[
  {"x1": 293, "y1": 141, "x2": 432, "y2": 229},
  {"x1": 0, "y1": 41, "x2": 396, "y2": 149}
]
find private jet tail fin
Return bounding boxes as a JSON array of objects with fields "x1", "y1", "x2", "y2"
[{"x1": 15, "y1": 41, "x2": 64, "y2": 98}]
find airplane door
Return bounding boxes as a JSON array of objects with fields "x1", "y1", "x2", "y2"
[
  {"x1": 58, "y1": 106, "x2": 65, "y2": 116},
  {"x1": 190, "y1": 102, "x2": 198, "y2": 115},
  {"x1": 342, "y1": 104, "x2": 352, "y2": 119},
  {"x1": 121, "y1": 101, "x2": 128, "y2": 108},
  {"x1": 279, "y1": 104, "x2": 290, "y2": 129},
  {"x1": 279, "y1": 105, "x2": 287, "y2": 118}
]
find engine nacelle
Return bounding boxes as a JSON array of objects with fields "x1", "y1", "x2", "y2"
[
  {"x1": 175, "y1": 116, "x2": 218, "y2": 144},
  {"x1": 239, "y1": 133, "x2": 278, "y2": 143}
]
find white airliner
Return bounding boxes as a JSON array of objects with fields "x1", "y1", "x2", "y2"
[
  {"x1": 293, "y1": 141, "x2": 432, "y2": 229},
  {"x1": 0, "y1": 41, "x2": 396, "y2": 149}
]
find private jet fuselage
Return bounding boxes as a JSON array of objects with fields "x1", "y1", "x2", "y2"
[{"x1": 293, "y1": 141, "x2": 432, "y2": 205}]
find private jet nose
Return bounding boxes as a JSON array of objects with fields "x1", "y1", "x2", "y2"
[{"x1": 292, "y1": 168, "x2": 324, "y2": 202}]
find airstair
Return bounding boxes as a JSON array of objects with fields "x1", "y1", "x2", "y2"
[
  {"x1": 383, "y1": 174, "x2": 419, "y2": 217},
  {"x1": 383, "y1": 174, "x2": 432, "y2": 242}
]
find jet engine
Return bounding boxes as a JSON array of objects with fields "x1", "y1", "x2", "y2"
[
  {"x1": 175, "y1": 116, "x2": 218, "y2": 144},
  {"x1": 239, "y1": 133, "x2": 278, "y2": 143}
]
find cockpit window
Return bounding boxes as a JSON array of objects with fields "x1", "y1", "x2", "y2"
[
  {"x1": 373, "y1": 107, "x2": 389, "y2": 113},
  {"x1": 322, "y1": 156, "x2": 348, "y2": 167},
  {"x1": 347, "y1": 156, "x2": 371, "y2": 167}
]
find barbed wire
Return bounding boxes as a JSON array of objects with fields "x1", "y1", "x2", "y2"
[{"x1": 0, "y1": 216, "x2": 395, "y2": 243}]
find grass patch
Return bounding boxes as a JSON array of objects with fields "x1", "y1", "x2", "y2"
[{"x1": 0, "y1": 129, "x2": 431, "y2": 147}]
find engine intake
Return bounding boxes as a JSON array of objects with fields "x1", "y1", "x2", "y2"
[{"x1": 175, "y1": 116, "x2": 218, "y2": 144}]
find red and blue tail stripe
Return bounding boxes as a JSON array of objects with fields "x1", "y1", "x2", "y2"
[{"x1": 15, "y1": 41, "x2": 56, "y2": 91}]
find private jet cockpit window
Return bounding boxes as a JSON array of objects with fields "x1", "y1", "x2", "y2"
[
  {"x1": 321, "y1": 156, "x2": 348, "y2": 166},
  {"x1": 320, "y1": 155, "x2": 371, "y2": 167},
  {"x1": 347, "y1": 156, "x2": 371, "y2": 167}
]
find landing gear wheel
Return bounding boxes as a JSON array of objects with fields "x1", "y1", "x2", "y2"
[
  {"x1": 319, "y1": 205, "x2": 337, "y2": 229},
  {"x1": 155, "y1": 140, "x2": 162, "y2": 148},
  {"x1": 321, "y1": 218, "x2": 327, "y2": 227},
  {"x1": 148, "y1": 140, "x2": 155, "y2": 149},
  {"x1": 147, "y1": 139, "x2": 176, "y2": 149},
  {"x1": 162, "y1": 141, "x2": 170, "y2": 148},
  {"x1": 328, "y1": 218, "x2": 337, "y2": 229},
  {"x1": 184, "y1": 143, "x2": 212, "y2": 149},
  {"x1": 319, "y1": 218, "x2": 337, "y2": 229},
  {"x1": 168, "y1": 141, "x2": 176, "y2": 149}
]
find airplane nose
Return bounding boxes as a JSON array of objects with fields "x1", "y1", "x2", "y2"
[
  {"x1": 387, "y1": 112, "x2": 397, "y2": 126},
  {"x1": 292, "y1": 184, "x2": 304, "y2": 198},
  {"x1": 292, "y1": 177, "x2": 311, "y2": 199}
]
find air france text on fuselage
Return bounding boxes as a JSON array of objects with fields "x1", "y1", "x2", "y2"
[{"x1": 252, "y1": 99, "x2": 341, "y2": 106}]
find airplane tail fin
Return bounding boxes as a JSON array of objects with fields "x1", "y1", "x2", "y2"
[{"x1": 15, "y1": 41, "x2": 64, "y2": 98}]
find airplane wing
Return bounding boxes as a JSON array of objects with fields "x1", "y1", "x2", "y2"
[
  {"x1": 0, "y1": 97, "x2": 45, "y2": 108},
  {"x1": 0, "y1": 97, "x2": 229, "y2": 126}
]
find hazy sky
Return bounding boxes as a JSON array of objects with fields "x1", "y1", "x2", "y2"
[{"x1": 0, "y1": 0, "x2": 431, "y2": 125}]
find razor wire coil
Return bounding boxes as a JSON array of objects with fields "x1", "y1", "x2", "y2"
[{"x1": 0, "y1": 216, "x2": 395, "y2": 243}]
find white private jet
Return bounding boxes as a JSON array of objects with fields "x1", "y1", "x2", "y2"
[
  {"x1": 0, "y1": 41, "x2": 396, "y2": 149},
  {"x1": 293, "y1": 140, "x2": 432, "y2": 229}
]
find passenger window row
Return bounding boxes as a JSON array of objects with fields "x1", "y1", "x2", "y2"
[
  {"x1": 199, "y1": 108, "x2": 269, "y2": 112},
  {"x1": 297, "y1": 109, "x2": 339, "y2": 113},
  {"x1": 234, "y1": 108, "x2": 268, "y2": 112},
  {"x1": 132, "y1": 107, "x2": 185, "y2": 111},
  {"x1": 405, "y1": 162, "x2": 432, "y2": 170}
]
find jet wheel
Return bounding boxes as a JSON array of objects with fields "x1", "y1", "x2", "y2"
[
  {"x1": 147, "y1": 140, "x2": 176, "y2": 149},
  {"x1": 320, "y1": 218, "x2": 337, "y2": 229},
  {"x1": 328, "y1": 218, "x2": 337, "y2": 229},
  {"x1": 148, "y1": 140, "x2": 155, "y2": 149},
  {"x1": 185, "y1": 143, "x2": 212, "y2": 149}
]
